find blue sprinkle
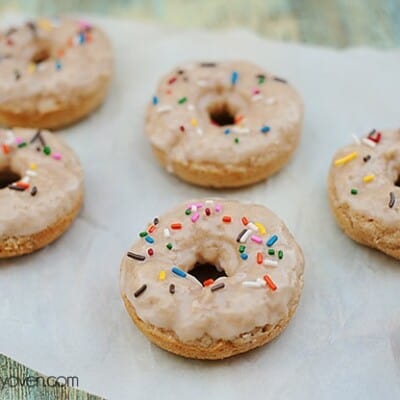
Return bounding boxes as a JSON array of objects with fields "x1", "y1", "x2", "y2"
[
  {"x1": 145, "y1": 236, "x2": 154, "y2": 244},
  {"x1": 266, "y1": 235, "x2": 278, "y2": 247},
  {"x1": 152, "y1": 96, "x2": 159, "y2": 105},
  {"x1": 224, "y1": 128, "x2": 230, "y2": 135},
  {"x1": 231, "y1": 71, "x2": 239, "y2": 85},
  {"x1": 260, "y1": 125, "x2": 270, "y2": 133},
  {"x1": 78, "y1": 32, "x2": 85, "y2": 44},
  {"x1": 240, "y1": 253, "x2": 248, "y2": 260},
  {"x1": 172, "y1": 266, "x2": 187, "y2": 278},
  {"x1": 55, "y1": 60, "x2": 62, "y2": 71}
]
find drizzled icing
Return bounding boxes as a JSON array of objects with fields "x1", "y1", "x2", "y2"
[
  {"x1": 0, "y1": 128, "x2": 83, "y2": 236},
  {"x1": 145, "y1": 61, "x2": 303, "y2": 168},
  {"x1": 0, "y1": 18, "x2": 112, "y2": 115},
  {"x1": 120, "y1": 199, "x2": 304, "y2": 342},
  {"x1": 330, "y1": 129, "x2": 400, "y2": 227}
]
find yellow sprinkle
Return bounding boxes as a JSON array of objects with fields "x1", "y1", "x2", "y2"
[
  {"x1": 254, "y1": 222, "x2": 266, "y2": 235},
  {"x1": 191, "y1": 118, "x2": 198, "y2": 126},
  {"x1": 363, "y1": 174, "x2": 375, "y2": 183},
  {"x1": 334, "y1": 152, "x2": 358, "y2": 166},
  {"x1": 159, "y1": 270, "x2": 166, "y2": 281},
  {"x1": 29, "y1": 163, "x2": 37, "y2": 170},
  {"x1": 27, "y1": 63, "x2": 36, "y2": 74},
  {"x1": 37, "y1": 19, "x2": 53, "y2": 32}
]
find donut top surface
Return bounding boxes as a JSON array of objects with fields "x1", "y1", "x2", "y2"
[
  {"x1": 145, "y1": 61, "x2": 303, "y2": 167},
  {"x1": 330, "y1": 129, "x2": 400, "y2": 227},
  {"x1": 120, "y1": 199, "x2": 304, "y2": 341},
  {"x1": 0, "y1": 128, "x2": 83, "y2": 236},
  {"x1": 0, "y1": 18, "x2": 112, "y2": 114}
]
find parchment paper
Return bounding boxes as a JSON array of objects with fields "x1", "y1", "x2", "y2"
[{"x1": 1, "y1": 14, "x2": 400, "y2": 400}]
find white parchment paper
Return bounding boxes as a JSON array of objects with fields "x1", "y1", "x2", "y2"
[{"x1": 1, "y1": 14, "x2": 400, "y2": 400}]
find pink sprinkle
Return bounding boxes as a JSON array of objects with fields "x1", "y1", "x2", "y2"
[
  {"x1": 15, "y1": 137, "x2": 23, "y2": 145},
  {"x1": 79, "y1": 20, "x2": 92, "y2": 30},
  {"x1": 253, "y1": 89, "x2": 260, "y2": 95},
  {"x1": 52, "y1": 152, "x2": 62, "y2": 160},
  {"x1": 251, "y1": 235, "x2": 263, "y2": 244},
  {"x1": 214, "y1": 204, "x2": 222, "y2": 213},
  {"x1": 196, "y1": 202, "x2": 203, "y2": 209},
  {"x1": 191, "y1": 212, "x2": 200, "y2": 223}
]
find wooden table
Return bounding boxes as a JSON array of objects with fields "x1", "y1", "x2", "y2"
[{"x1": 0, "y1": 1, "x2": 398, "y2": 398}]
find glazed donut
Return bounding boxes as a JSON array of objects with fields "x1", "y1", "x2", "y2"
[
  {"x1": 0, "y1": 18, "x2": 112, "y2": 129},
  {"x1": 0, "y1": 128, "x2": 83, "y2": 257},
  {"x1": 120, "y1": 199, "x2": 304, "y2": 359},
  {"x1": 328, "y1": 129, "x2": 400, "y2": 259},
  {"x1": 145, "y1": 61, "x2": 303, "y2": 188}
]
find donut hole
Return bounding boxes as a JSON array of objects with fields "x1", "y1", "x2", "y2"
[
  {"x1": 188, "y1": 262, "x2": 227, "y2": 286},
  {"x1": 208, "y1": 101, "x2": 237, "y2": 126},
  {"x1": 0, "y1": 168, "x2": 21, "y2": 189}
]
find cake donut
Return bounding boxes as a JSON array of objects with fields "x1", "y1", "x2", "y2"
[
  {"x1": 0, "y1": 128, "x2": 83, "y2": 258},
  {"x1": 120, "y1": 199, "x2": 304, "y2": 359},
  {"x1": 0, "y1": 18, "x2": 112, "y2": 129},
  {"x1": 328, "y1": 129, "x2": 400, "y2": 259},
  {"x1": 145, "y1": 61, "x2": 303, "y2": 188}
]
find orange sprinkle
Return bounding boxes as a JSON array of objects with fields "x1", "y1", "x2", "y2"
[
  {"x1": 86, "y1": 33, "x2": 93, "y2": 42},
  {"x1": 171, "y1": 223, "x2": 182, "y2": 230},
  {"x1": 2, "y1": 143, "x2": 9, "y2": 154},
  {"x1": 16, "y1": 181, "x2": 29, "y2": 189},
  {"x1": 203, "y1": 279, "x2": 214, "y2": 287},
  {"x1": 57, "y1": 49, "x2": 65, "y2": 58},
  {"x1": 222, "y1": 216, "x2": 232, "y2": 223},
  {"x1": 67, "y1": 38, "x2": 73, "y2": 47},
  {"x1": 148, "y1": 225, "x2": 156, "y2": 234},
  {"x1": 257, "y1": 252, "x2": 263, "y2": 265},
  {"x1": 234, "y1": 115, "x2": 244, "y2": 124},
  {"x1": 241, "y1": 217, "x2": 249, "y2": 226},
  {"x1": 263, "y1": 275, "x2": 277, "y2": 291}
]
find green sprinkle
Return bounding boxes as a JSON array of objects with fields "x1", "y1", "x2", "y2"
[
  {"x1": 258, "y1": 76, "x2": 265, "y2": 84},
  {"x1": 17, "y1": 142, "x2": 27, "y2": 148},
  {"x1": 268, "y1": 249, "x2": 275, "y2": 256},
  {"x1": 166, "y1": 243, "x2": 173, "y2": 250},
  {"x1": 185, "y1": 208, "x2": 191, "y2": 215},
  {"x1": 239, "y1": 245, "x2": 246, "y2": 253},
  {"x1": 350, "y1": 188, "x2": 358, "y2": 195},
  {"x1": 139, "y1": 231, "x2": 148, "y2": 237},
  {"x1": 178, "y1": 97, "x2": 187, "y2": 104},
  {"x1": 43, "y1": 146, "x2": 51, "y2": 155},
  {"x1": 278, "y1": 250, "x2": 284, "y2": 259},
  {"x1": 234, "y1": 138, "x2": 239, "y2": 144}
]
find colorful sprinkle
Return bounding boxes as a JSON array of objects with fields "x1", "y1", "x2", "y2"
[
  {"x1": 263, "y1": 275, "x2": 277, "y2": 291},
  {"x1": 171, "y1": 223, "x2": 182, "y2": 230},
  {"x1": 266, "y1": 235, "x2": 278, "y2": 247},
  {"x1": 231, "y1": 71, "x2": 239, "y2": 85},
  {"x1": 166, "y1": 243, "x2": 173, "y2": 250},
  {"x1": 264, "y1": 259, "x2": 278, "y2": 267},
  {"x1": 203, "y1": 279, "x2": 214, "y2": 287},
  {"x1": 205, "y1": 207, "x2": 211, "y2": 216},
  {"x1": 191, "y1": 212, "x2": 200, "y2": 223},
  {"x1": 236, "y1": 229, "x2": 248, "y2": 242},
  {"x1": 147, "y1": 248, "x2": 154, "y2": 256},
  {"x1": 134, "y1": 284, "x2": 147, "y2": 298},
  {"x1": 145, "y1": 236, "x2": 154, "y2": 244},
  {"x1": 159, "y1": 270, "x2": 166, "y2": 281},
  {"x1": 240, "y1": 253, "x2": 248, "y2": 260},
  {"x1": 363, "y1": 155, "x2": 371, "y2": 162},
  {"x1": 278, "y1": 250, "x2": 284, "y2": 259},
  {"x1": 152, "y1": 96, "x2": 159, "y2": 105},
  {"x1": 251, "y1": 235, "x2": 263, "y2": 244},
  {"x1": 163, "y1": 228, "x2": 170, "y2": 237},
  {"x1": 185, "y1": 208, "x2": 191, "y2": 215},
  {"x1": 178, "y1": 97, "x2": 187, "y2": 104},
  {"x1": 169, "y1": 284, "x2": 175, "y2": 294},
  {"x1": 334, "y1": 152, "x2": 357, "y2": 166},
  {"x1": 274, "y1": 77, "x2": 287, "y2": 84},
  {"x1": 172, "y1": 266, "x2": 186, "y2": 278},
  {"x1": 30, "y1": 186, "x2": 38, "y2": 196},
  {"x1": 210, "y1": 282, "x2": 225, "y2": 292},
  {"x1": 168, "y1": 77, "x2": 177, "y2": 85},
  {"x1": 241, "y1": 217, "x2": 249, "y2": 226},
  {"x1": 214, "y1": 204, "x2": 222, "y2": 213},
  {"x1": 43, "y1": 146, "x2": 51, "y2": 155},
  {"x1": 52, "y1": 152, "x2": 62, "y2": 160},
  {"x1": 260, "y1": 125, "x2": 270, "y2": 133},
  {"x1": 239, "y1": 245, "x2": 246, "y2": 253},
  {"x1": 55, "y1": 60, "x2": 62, "y2": 70},
  {"x1": 257, "y1": 74, "x2": 266, "y2": 84},
  {"x1": 222, "y1": 216, "x2": 232, "y2": 223},
  {"x1": 242, "y1": 280, "x2": 264, "y2": 288},
  {"x1": 139, "y1": 231, "x2": 148, "y2": 238},
  {"x1": 268, "y1": 249, "x2": 275, "y2": 255},
  {"x1": 362, "y1": 138, "x2": 376, "y2": 148},
  {"x1": 254, "y1": 222, "x2": 266, "y2": 235},
  {"x1": 224, "y1": 128, "x2": 230, "y2": 135},
  {"x1": 363, "y1": 174, "x2": 375, "y2": 183},
  {"x1": 148, "y1": 225, "x2": 156, "y2": 234},
  {"x1": 257, "y1": 252, "x2": 264, "y2": 264},
  {"x1": 127, "y1": 252, "x2": 146, "y2": 261},
  {"x1": 350, "y1": 188, "x2": 358, "y2": 195}
]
